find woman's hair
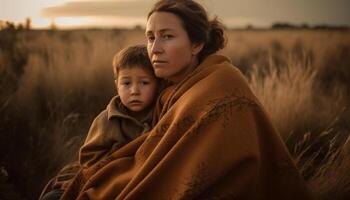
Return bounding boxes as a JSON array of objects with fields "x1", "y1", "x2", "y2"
[
  {"x1": 112, "y1": 44, "x2": 154, "y2": 79},
  {"x1": 148, "y1": 0, "x2": 227, "y2": 62}
]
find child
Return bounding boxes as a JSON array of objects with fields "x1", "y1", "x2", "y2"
[
  {"x1": 79, "y1": 44, "x2": 159, "y2": 167},
  {"x1": 39, "y1": 44, "x2": 159, "y2": 200}
]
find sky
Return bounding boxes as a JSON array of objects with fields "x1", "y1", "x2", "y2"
[{"x1": 0, "y1": 0, "x2": 349, "y2": 29}]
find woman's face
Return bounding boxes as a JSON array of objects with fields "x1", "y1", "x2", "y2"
[{"x1": 146, "y1": 12, "x2": 203, "y2": 83}]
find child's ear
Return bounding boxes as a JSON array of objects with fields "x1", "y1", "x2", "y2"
[{"x1": 115, "y1": 79, "x2": 118, "y2": 92}]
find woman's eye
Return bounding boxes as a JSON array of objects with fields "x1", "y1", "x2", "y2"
[
  {"x1": 163, "y1": 34, "x2": 173, "y2": 39},
  {"x1": 147, "y1": 36, "x2": 155, "y2": 42}
]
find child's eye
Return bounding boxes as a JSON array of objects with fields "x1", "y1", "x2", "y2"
[
  {"x1": 122, "y1": 82, "x2": 130, "y2": 86},
  {"x1": 141, "y1": 81, "x2": 150, "y2": 85}
]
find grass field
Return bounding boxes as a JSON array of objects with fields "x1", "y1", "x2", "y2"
[{"x1": 1, "y1": 28, "x2": 349, "y2": 199}]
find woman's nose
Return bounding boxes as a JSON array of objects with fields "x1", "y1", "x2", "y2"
[{"x1": 151, "y1": 39, "x2": 163, "y2": 54}]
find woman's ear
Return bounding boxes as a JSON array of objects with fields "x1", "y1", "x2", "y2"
[{"x1": 191, "y1": 42, "x2": 204, "y2": 55}]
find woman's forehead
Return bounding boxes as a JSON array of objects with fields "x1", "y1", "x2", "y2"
[{"x1": 146, "y1": 12, "x2": 184, "y2": 33}]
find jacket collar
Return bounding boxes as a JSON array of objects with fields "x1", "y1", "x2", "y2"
[{"x1": 107, "y1": 95, "x2": 153, "y2": 124}]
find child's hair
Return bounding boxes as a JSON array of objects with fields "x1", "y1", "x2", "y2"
[{"x1": 112, "y1": 44, "x2": 154, "y2": 79}]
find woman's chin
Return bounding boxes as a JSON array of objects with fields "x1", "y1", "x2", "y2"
[{"x1": 154, "y1": 70, "x2": 167, "y2": 79}]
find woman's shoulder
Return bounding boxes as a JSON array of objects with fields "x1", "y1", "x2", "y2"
[
  {"x1": 200, "y1": 54, "x2": 242, "y2": 74},
  {"x1": 201, "y1": 54, "x2": 249, "y2": 86},
  {"x1": 184, "y1": 54, "x2": 257, "y2": 104}
]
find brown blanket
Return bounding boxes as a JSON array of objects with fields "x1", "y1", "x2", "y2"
[{"x1": 61, "y1": 55, "x2": 313, "y2": 199}]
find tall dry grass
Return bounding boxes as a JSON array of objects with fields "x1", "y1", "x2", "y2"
[
  {"x1": 247, "y1": 53, "x2": 350, "y2": 199},
  {"x1": 248, "y1": 55, "x2": 344, "y2": 139},
  {"x1": 0, "y1": 29, "x2": 146, "y2": 198},
  {"x1": 0, "y1": 28, "x2": 349, "y2": 199}
]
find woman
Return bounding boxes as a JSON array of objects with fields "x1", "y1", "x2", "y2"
[{"x1": 61, "y1": 0, "x2": 314, "y2": 199}]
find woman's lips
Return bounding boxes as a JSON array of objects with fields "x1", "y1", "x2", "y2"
[{"x1": 153, "y1": 60, "x2": 167, "y2": 65}]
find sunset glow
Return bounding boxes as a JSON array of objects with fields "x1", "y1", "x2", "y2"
[
  {"x1": 1, "y1": 0, "x2": 349, "y2": 29},
  {"x1": 0, "y1": 0, "x2": 72, "y2": 28}
]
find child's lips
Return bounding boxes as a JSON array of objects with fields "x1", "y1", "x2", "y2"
[{"x1": 129, "y1": 100, "x2": 142, "y2": 105}]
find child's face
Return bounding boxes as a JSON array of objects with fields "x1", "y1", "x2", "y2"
[{"x1": 116, "y1": 67, "x2": 158, "y2": 112}]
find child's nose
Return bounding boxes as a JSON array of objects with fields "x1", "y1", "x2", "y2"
[{"x1": 131, "y1": 85, "x2": 140, "y2": 95}]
